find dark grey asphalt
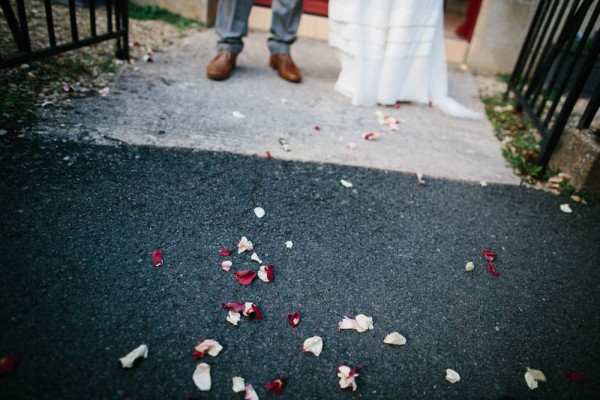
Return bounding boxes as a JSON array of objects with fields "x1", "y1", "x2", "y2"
[{"x1": 1, "y1": 136, "x2": 599, "y2": 399}]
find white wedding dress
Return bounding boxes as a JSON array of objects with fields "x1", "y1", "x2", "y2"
[{"x1": 328, "y1": 0, "x2": 482, "y2": 119}]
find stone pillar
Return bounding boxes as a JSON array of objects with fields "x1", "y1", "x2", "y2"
[
  {"x1": 466, "y1": 0, "x2": 539, "y2": 75},
  {"x1": 131, "y1": 0, "x2": 217, "y2": 26}
]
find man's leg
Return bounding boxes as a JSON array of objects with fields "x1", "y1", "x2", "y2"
[
  {"x1": 268, "y1": 0, "x2": 304, "y2": 82},
  {"x1": 207, "y1": 0, "x2": 253, "y2": 80}
]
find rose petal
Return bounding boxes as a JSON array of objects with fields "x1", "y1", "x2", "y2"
[
  {"x1": 285, "y1": 240, "x2": 293, "y2": 249},
  {"x1": 152, "y1": 250, "x2": 163, "y2": 267},
  {"x1": 0, "y1": 356, "x2": 18, "y2": 375},
  {"x1": 258, "y1": 265, "x2": 274, "y2": 282},
  {"x1": 446, "y1": 369, "x2": 461, "y2": 383},
  {"x1": 232, "y1": 376, "x2": 246, "y2": 392},
  {"x1": 288, "y1": 312, "x2": 301, "y2": 327},
  {"x1": 338, "y1": 315, "x2": 373, "y2": 332},
  {"x1": 566, "y1": 370, "x2": 586, "y2": 382},
  {"x1": 482, "y1": 250, "x2": 497, "y2": 262},
  {"x1": 193, "y1": 339, "x2": 223, "y2": 359},
  {"x1": 340, "y1": 179, "x2": 353, "y2": 188},
  {"x1": 337, "y1": 365, "x2": 362, "y2": 391},
  {"x1": 222, "y1": 302, "x2": 246, "y2": 313},
  {"x1": 266, "y1": 150, "x2": 273, "y2": 159},
  {"x1": 525, "y1": 367, "x2": 546, "y2": 390},
  {"x1": 243, "y1": 302, "x2": 264, "y2": 320},
  {"x1": 221, "y1": 260, "x2": 232, "y2": 271},
  {"x1": 560, "y1": 203, "x2": 573, "y2": 213},
  {"x1": 232, "y1": 111, "x2": 245, "y2": 118},
  {"x1": 98, "y1": 87, "x2": 110, "y2": 96},
  {"x1": 486, "y1": 261, "x2": 500, "y2": 277},
  {"x1": 254, "y1": 207, "x2": 265, "y2": 218},
  {"x1": 238, "y1": 237, "x2": 254, "y2": 253},
  {"x1": 525, "y1": 371, "x2": 538, "y2": 389},
  {"x1": 347, "y1": 142, "x2": 358, "y2": 150},
  {"x1": 244, "y1": 384, "x2": 259, "y2": 400},
  {"x1": 416, "y1": 172, "x2": 426, "y2": 185},
  {"x1": 383, "y1": 332, "x2": 406, "y2": 346},
  {"x1": 250, "y1": 252, "x2": 262, "y2": 263},
  {"x1": 227, "y1": 311, "x2": 241, "y2": 325},
  {"x1": 465, "y1": 261, "x2": 475, "y2": 272},
  {"x1": 314, "y1": 125, "x2": 321, "y2": 131},
  {"x1": 265, "y1": 376, "x2": 287, "y2": 394},
  {"x1": 219, "y1": 248, "x2": 233, "y2": 256},
  {"x1": 480, "y1": 180, "x2": 488, "y2": 187},
  {"x1": 362, "y1": 131, "x2": 381, "y2": 141},
  {"x1": 234, "y1": 270, "x2": 257, "y2": 286},
  {"x1": 302, "y1": 336, "x2": 323, "y2": 356},
  {"x1": 193, "y1": 363, "x2": 211, "y2": 391},
  {"x1": 119, "y1": 344, "x2": 148, "y2": 369}
]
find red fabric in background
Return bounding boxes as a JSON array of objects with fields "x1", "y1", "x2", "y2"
[{"x1": 455, "y1": 0, "x2": 482, "y2": 42}]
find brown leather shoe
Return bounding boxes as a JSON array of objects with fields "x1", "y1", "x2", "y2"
[
  {"x1": 269, "y1": 54, "x2": 302, "y2": 83},
  {"x1": 207, "y1": 49, "x2": 237, "y2": 81}
]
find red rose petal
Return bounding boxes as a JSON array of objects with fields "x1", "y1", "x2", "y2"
[
  {"x1": 266, "y1": 151, "x2": 273, "y2": 159},
  {"x1": 152, "y1": 250, "x2": 163, "y2": 267},
  {"x1": 566, "y1": 370, "x2": 586, "y2": 382},
  {"x1": 219, "y1": 248, "x2": 233, "y2": 256},
  {"x1": 222, "y1": 302, "x2": 245, "y2": 313},
  {"x1": 192, "y1": 350, "x2": 205, "y2": 360},
  {"x1": 265, "y1": 377, "x2": 287, "y2": 394},
  {"x1": 482, "y1": 250, "x2": 497, "y2": 262},
  {"x1": 0, "y1": 356, "x2": 17, "y2": 375},
  {"x1": 234, "y1": 270, "x2": 257, "y2": 286},
  {"x1": 264, "y1": 265, "x2": 274, "y2": 282},
  {"x1": 246, "y1": 303, "x2": 264, "y2": 320},
  {"x1": 288, "y1": 312, "x2": 301, "y2": 328},
  {"x1": 314, "y1": 125, "x2": 321, "y2": 131},
  {"x1": 486, "y1": 261, "x2": 500, "y2": 277}
]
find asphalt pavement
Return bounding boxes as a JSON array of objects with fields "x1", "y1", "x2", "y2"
[{"x1": 1, "y1": 135, "x2": 599, "y2": 399}]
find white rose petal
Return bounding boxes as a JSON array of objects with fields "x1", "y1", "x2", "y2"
[
  {"x1": 465, "y1": 261, "x2": 475, "y2": 272},
  {"x1": 355, "y1": 314, "x2": 374, "y2": 331},
  {"x1": 232, "y1": 111, "x2": 245, "y2": 118},
  {"x1": 119, "y1": 344, "x2": 148, "y2": 368},
  {"x1": 254, "y1": 207, "x2": 265, "y2": 218},
  {"x1": 227, "y1": 311, "x2": 241, "y2": 325},
  {"x1": 250, "y1": 252, "x2": 262, "y2": 263},
  {"x1": 383, "y1": 332, "x2": 407, "y2": 346},
  {"x1": 193, "y1": 363, "x2": 211, "y2": 391},
  {"x1": 285, "y1": 240, "x2": 293, "y2": 249},
  {"x1": 525, "y1": 367, "x2": 546, "y2": 390},
  {"x1": 446, "y1": 368, "x2": 461, "y2": 383},
  {"x1": 340, "y1": 179, "x2": 353, "y2": 188},
  {"x1": 195, "y1": 339, "x2": 223, "y2": 357},
  {"x1": 232, "y1": 376, "x2": 246, "y2": 393},
  {"x1": 302, "y1": 336, "x2": 323, "y2": 356},
  {"x1": 221, "y1": 260, "x2": 232, "y2": 271},
  {"x1": 560, "y1": 204, "x2": 572, "y2": 213},
  {"x1": 337, "y1": 365, "x2": 358, "y2": 391},
  {"x1": 237, "y1": 236, "x2": 254, "y2": 254}
]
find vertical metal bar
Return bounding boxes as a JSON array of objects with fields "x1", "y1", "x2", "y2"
[
  {"x1": 118, "y1": 0, "x2": 130, "y2": 60},
  {"x1": 16, "y1": 0, "x2": 32, "y2": 52},
  {"x1": 90, "y1": 0, "x2": 97, "y2": 38},
  {"x1": 115, "y1": 0, "x2": 122, "y2": 32},
  {"x1": 578, "y1": 78, "x2": 600, "y2": 129},
  {"x1": 0, "y1": 0, "x2": 27, "y2": 52},
  {"x1": 107, "y1": 0, "x2": 114, "y2": 33},
  {"x1": 43, "y1": 0, "x2": 56, "y2": 48},
  {"x1": 68, "y1": 0, "x2": 79, "y2": 42}
]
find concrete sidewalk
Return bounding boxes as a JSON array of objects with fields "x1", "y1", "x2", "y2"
[{"x1": 42, "y1": 28, "x2": 518, "y2": 185}]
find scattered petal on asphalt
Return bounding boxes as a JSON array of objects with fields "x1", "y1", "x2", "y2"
[
  {"x1": 258, "y1": 265, "x2": 274, "y2": 282},
  {"x1": 219, "y1": 248, "x2": 233, "y2": 256},
  {"x1": 266, "y1": 151, "x2": 273, "y2": 159},
  {"x1": 338, "y1": 314, "x2": 373, "y2": 332},
  {"x1": 483, "y1": 250, "x2": 497, "y2": 262},
  {"x1": 152, "y1": 250, "x2": 163, "y2": 267},
  {"x1": 362, "y1": 131, "x2": 381, "y2": 141},
  {"x1": 486, "y1": 261, "x2": 500, "y2": 277},
  {"x1": 285, "y1": 241, "x2": 293, "y2": 249},
  {"x1": 302, "y1": 336, "x2": 323, "y2": 356},
  {"x1": 314, "y1": 125, "x2": 321, "y2": 131},
  {"x1": 480, "y1": 180, "x2": 488, "y2": 187},
  {"x1": 193, "y1": 363, "x2": 211, "y2": 391},
  {"x1": 234, "y1": 270, "x2": 257, "y2": 286},
  {"x1": 193, "y1": 339, "x2": 223, "y2": 359},
  {"x1": 98, "y1": 87, "x2": 110, "y2": 96},
  {"x1": 265, "y1": 377, "x2": 287, "y2": 394},
  {"x1": 238, "y1": 236, "x2": 254, "y2": 253},
  {"x1": 416, "y1": 172, "x2": 426, "y2": 185},
  {"x1": 119, "y1": 344, "x2": 148, "y2": 369},
  {"x1": 221, "y1": 260, "x2": 232, "y2": 271},
  {"x1": 244, "y1": 384, "x2": 259, "y2": 400},
  {"x1": 465, "y1": 261, "x2": 475, "y2": 272},
  {"x1": 222, "y1": 302, "x2": 246, "y2": 313},
  {"x1": 243, "y1": 302, "x2": 264, "y2": 320},
  {"x1": 340, "y1": 179, "x2": 353, "y2": 188},
  {"x1": 383, "y1": 332, "x2": 406, "y2": 346},
  {"x1": 232, "y1": 376, "x2": 246, "y2": 392},
  {"x1": 560, "y1": 204, "x2": 573, "y2": 213},
  {"x1": 446, "y1": 369, "x2": 461, "y2": 383},
  {"x1": 337, "y1": 365, "x2": 362, "y2": 391},
  {"x1": 250, "y1": 252, "x2": 262, "y2": 264},
  {"x1": 227, "y1": 311, "x2": 241, "y2": 325},
  {"x1": 232, "y1": 111, "x2": 245, "y2": 118},
  {"x1": 566, "y1": 370, "x2": 586, "y2": 382},
  {"x1": 254, "y1": 207, "x2": 265, "y2": 218},
  {"x1": 525, "y1": 367, "x2": 546, "y2": 390},
  {"x1": 0, "y1": 356, "x2": 17, "y2": 375},
  {"x1": 288, "y1": 312, "x2": 301, "y2": 327}
]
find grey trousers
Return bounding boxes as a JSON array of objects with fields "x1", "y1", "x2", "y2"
[{"x1": 215, "y1": 0, "x2": 303, "y2": 55}]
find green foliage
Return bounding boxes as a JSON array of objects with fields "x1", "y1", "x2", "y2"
[{"x1": 128, "y1": 4, "x2": 203, "y2": 30}]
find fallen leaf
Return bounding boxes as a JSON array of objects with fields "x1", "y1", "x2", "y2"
[
  {"x1": 232, "y1": 376, "x2": 246, "y2": 392},
  {"x1": 0, "y1": 356, "x2": 17, "y2": 375},
  {"x1": 482, "y1": 250, "x2": 497, "y2": 262},
  {"x1": 193, "y1": 363, "x2": 211, "y2": 391},
  {"x1": 337, "y1": 365, "x2": 362, "y2": 391},
  {"x1": 525, "y1": 367, "x2": 546, "y2": 390},
  {"x1": 232, "y1": 111, "x2": 245, "y2": 118},
  {"x1": 383, "y1": 332, "x2": 406, "y2": 346},
  {"x1": 258, "y1": 265, "x2": 274, "y2": 282},
  {"x1": 243, "y1": 302, "x2": 264, "y2": 320},
  {"x1": 238, "y1": 237, "x2": 254, "y2": 254},
  {"x1": 234, "y1": 270, "x2": 257, "y2": 286},
  {"x1": 285, "y1": 240, "x2": 293, "y2": 249},
  {"x1": 446, "y1": 369, "x2": 461, "y2": 383},
  {"x1": 244, "y1": 384, "x2": 259, "y2": 400},
  {"x1": 560, "y1": 204, "x2": 573, "y2": 213},
  {"x1": 340, "y1": 179, "x2": 353, "y2": 188},
  {"x1": 219, "y1": 248, "x2": 233, "y2": 256},
  {"x1": 288, "y1": 312, "x2": 301, "y2": 327},
  {"x1": 465, "y1": 261, "x2": 475, "y2": 272},
  {"x1": 265, "y1": 377, "x2": 287, "y2": 394},
  {"x1": 566, "y1": 370, "x2": 586, "y2": 382},
  {"x1": 119, "y1": 344, "x2": 148, "y2": 369},
  {"x1": 250, "y1": 252, "x2": 262, "y2": 263},
  {"x1": 254, "y1": 207, "x2": 265, "y2": 218},
  {"x1": 362, "y1": 131, "x2": 381, "y2": 141},
  {"x1": 152, "y1": 250, "x2": 163, "y2": 267},
  {"x1": 338, "y1": 314, "x2": 373, "y2": 332},
  {"x1": 193, "y1": 339, "x2": 223, "y2": 359},
  {"x1": 302, "y1": 336, "x2": 323, "y2": 356},
  {"x1": 221, "y1": 260, "x2": 232, "y2": 271}
]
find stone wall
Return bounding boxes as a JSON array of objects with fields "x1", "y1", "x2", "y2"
[{"x1": 131, "y1": 0, "x2": 217, "y2": 26}]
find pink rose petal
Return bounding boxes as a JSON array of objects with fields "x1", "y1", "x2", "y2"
[
  {"x1": 244, "y1": 384, "x2": 259, "y2": 400},
  {"x1": 0, "y1": 356, "x2": 17, "y2": 375},
  {"x1": 258, "y1": 265, "x2": 274, "y2": 282},
  {"x1": 221, "y1": 260, "x2": 232, "y2": 271},
  {"x1": 288, "y1": 312, "x2": 300, "y2": 328},
  {"x1": 152, "y1": 250, "x2": 163, "y2": 267},
  {"x1": 193, "y1": 339, "x2": 223, "y2": 359},
  {"x1": 265, "y1": 376, "x2": 287, "y2": 394},
  {"x1": 237, "y1": 237, "x2": 254, "y2": 254},
  {"x1": 338, "y1": 315, "x2": 373, "y2": 332},
  {"x1": 483, "y1": 250, "x2": 497, "y2": 262},
  {"x1": 234, "y1": 270, "x2": 257, "y2": 286},
  {"x1": 219, "y1": 248, "x2": 233, "y2": 256}
]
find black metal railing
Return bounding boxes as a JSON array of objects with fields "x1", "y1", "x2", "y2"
[
  {"x1": 1, "y1": 0, "x2": 128, "y2": 69},
  {"x1": 507, "y1": 0, "x2": 600, "y2": 167}
]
